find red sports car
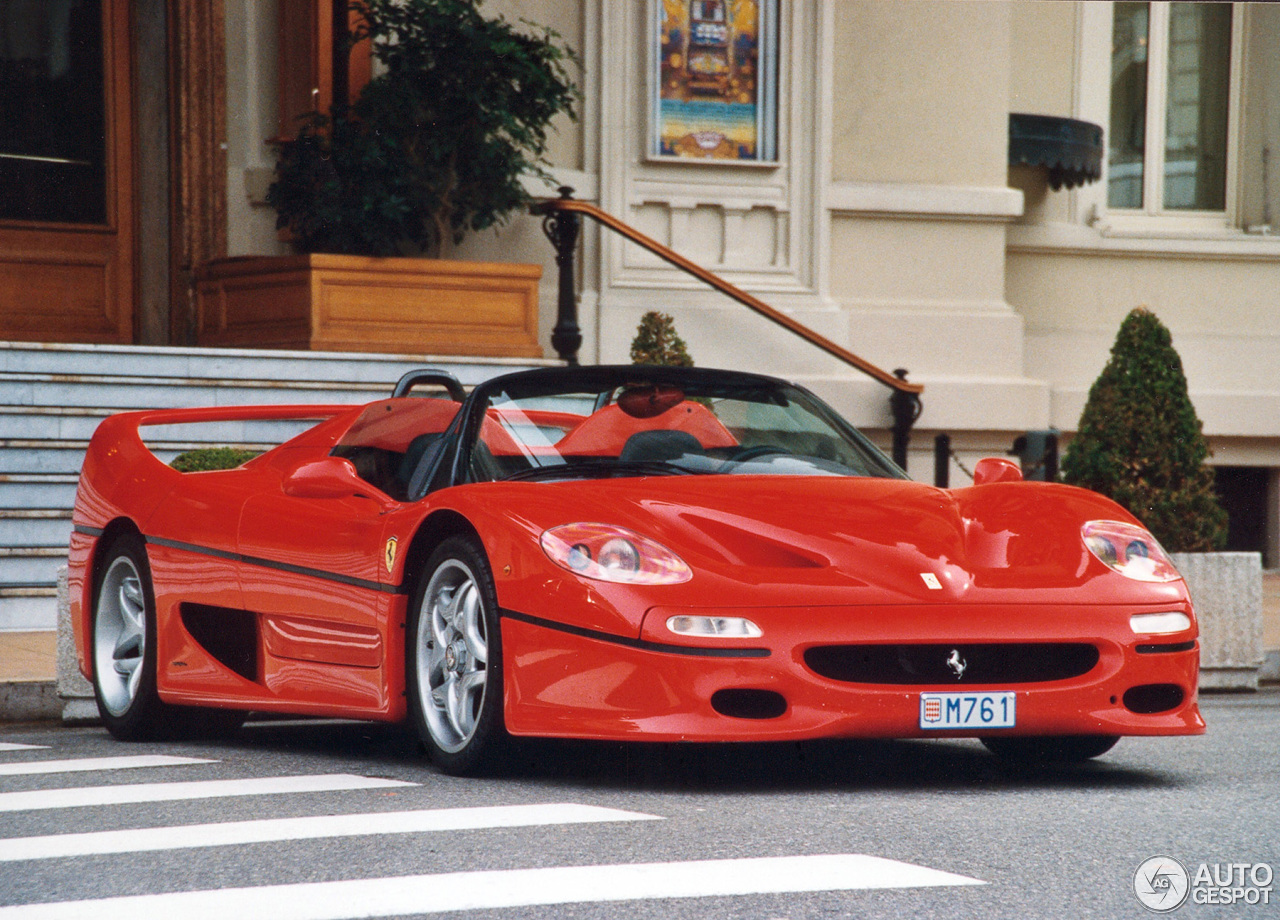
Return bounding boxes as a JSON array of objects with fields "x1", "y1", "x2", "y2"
[{"x1": 69, "y1": 365, "x2": 1204, "y2": 774}]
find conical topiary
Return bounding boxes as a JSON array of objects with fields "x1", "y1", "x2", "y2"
[
  {"x1": 1061, "y1": 306, "x2": 1227, "y2": 552},
  {"x1": 630, "y1": 311, "x2": 694, "y2": 367}
]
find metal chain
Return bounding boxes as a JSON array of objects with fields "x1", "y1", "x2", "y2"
[{"x1": 948, "y1": 448, "x2": 975, "y2": 481}]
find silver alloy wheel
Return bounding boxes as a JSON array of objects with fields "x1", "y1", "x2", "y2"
[
  {"x1": 94, "y1": 555, "x2": 147, "y2": 717},
  {"x1": 416, "y1": 558, "x2": 489, "y2": 753}
]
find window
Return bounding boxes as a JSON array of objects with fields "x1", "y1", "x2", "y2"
[{"x1": 1108, "y1": 2, "x2": 1235, "y2": 216}]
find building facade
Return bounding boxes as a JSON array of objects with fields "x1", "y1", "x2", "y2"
[{"x1": 2, "y1": 1, "x2": 1279, "y2": 560}]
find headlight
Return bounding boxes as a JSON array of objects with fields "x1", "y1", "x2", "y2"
[
  {"x1": 1129, "y1": 612, "x2": 1192, "y2": 635},
  {"x1": 667, "y1": 615, "x2": 762, "y2": 638},
  {"x1": 541, "y1": 523, "x2": 692, "y2": 585},
  {"x1": 1082, "y1": 521, "x2": 1181, "y2": 583}
]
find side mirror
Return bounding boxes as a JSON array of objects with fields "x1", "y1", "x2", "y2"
[
  {"x1": 972, "y1": 457, "x2": 1023, "y2": 486},
  {"x1": 282, "y1": 457, "x2": 369, "y2": 499}
]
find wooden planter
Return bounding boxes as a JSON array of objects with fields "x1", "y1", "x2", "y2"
[{"x1": 194, "y1": 254, "x2": 542, "y2": 358}]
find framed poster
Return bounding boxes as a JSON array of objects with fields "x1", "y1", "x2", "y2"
[{"x1": 651, "y1": 0, "x2": 778, "y2": 163}]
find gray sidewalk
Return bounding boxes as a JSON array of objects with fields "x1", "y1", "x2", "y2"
[{"x1": 3, "y1": 575, "x2": 1279, "y2": 722}]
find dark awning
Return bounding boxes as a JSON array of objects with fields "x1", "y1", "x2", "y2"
[{"x1": 1009, "y1": 113, "x2": 1104, "y2": 191}]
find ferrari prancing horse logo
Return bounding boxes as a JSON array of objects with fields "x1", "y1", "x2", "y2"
[{"x1": 384, "y1": 537, "x2": 399, "y2": 574}]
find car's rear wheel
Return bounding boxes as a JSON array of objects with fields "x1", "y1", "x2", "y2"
[
  {"x1": 92, "y1": 533, "x2": 246, "y2": 741},
  {"x1": 981, "y1": 734, "x2": 1120, "y2": 764},
  {"x1": 92, "y1": 534, "x2": 171, "y2": 740},
  {"x1": 407, "y1": 536, "x2": 508, "y2": 775}
]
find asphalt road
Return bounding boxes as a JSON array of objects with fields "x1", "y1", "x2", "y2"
[{"x1": 0, "y1": 692, "x2": 1276, "y2": 919}]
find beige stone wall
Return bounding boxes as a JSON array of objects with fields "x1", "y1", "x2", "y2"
[{"x1": 831, "y1": 1, "x2": 1010, "y2": 187}]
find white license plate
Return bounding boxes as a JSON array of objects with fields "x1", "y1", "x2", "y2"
[{"x1": 919, "y1": 691, "x2": 1016, "y2": 729}]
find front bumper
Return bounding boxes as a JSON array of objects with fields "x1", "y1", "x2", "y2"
[{"x1": 500, "y1": 603, "x2": 1204, "y2": 742}]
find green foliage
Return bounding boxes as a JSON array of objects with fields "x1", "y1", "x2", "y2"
[
  {"x1": 267, "y1": 0, "x2": 579, "y2": 257},
  {"x1": 170, "y1": 448, "x2": 261, "y2": 473},
  {"x1": 630, "y1": 311, "x2": 694, "y2": 367},
  {"x1": 1061, "y1": 307, "x2": 1227, "y2": 552}
]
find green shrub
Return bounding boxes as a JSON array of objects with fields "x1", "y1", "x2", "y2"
[
  {"x1": 267, "y1": 0, "x2": 579, "y2": 257},
  {"x1": 1061, "y1": 307, "x2": 1227, "y2": 552},
  {"x1": 170, "y1": 448, "x2": 261, "y2": 472},
  {"x1": 630, "y1": 311, "x2": 693, "y2": 367}
]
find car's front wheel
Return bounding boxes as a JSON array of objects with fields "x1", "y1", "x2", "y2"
[
  {"x1": 981, "y1": 734, "x2": 1120, "y2": 764},
  {"x1": 406, "y1": 536, "x2": 509, "y2": 775}
]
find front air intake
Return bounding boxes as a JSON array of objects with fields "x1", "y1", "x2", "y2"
[
  {"x1": 711, "y1": 688, "x2": 787, "y2": 720},
  {"x1": 1123, "y1": 684, "x2": 1185, "y2": 714},
  {"x1": 804, "y1": 643, "x2": 1100, "y2": 685}
]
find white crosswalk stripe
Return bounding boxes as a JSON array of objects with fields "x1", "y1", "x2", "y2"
[
  {"x1": 0, "y1": 755, "x2": 215, "y2": 777},
  {"x1": 0, "y1": 739, "x2": 987, "y2": 917},
  {"x1": 0, "y1": 803, "x2": 661, "y2": 861},
  {"x1": 0, "y1": 744, "x2": 47, "y2": 752},
  {"x1": 0, "y1": 773, "x2": 416, "y2": 812},
  {"x1": 0, "y1": 854, "x2": 984, "y2": 920}
]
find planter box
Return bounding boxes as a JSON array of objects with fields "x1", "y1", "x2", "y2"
[
  {"x1": 1171, "y1": 551, "x2": 1264, "y2": 691},
  {"x1": 195, "y1": 254, "x2": 542, "y2": 358}
]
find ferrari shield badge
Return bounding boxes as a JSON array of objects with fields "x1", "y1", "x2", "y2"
[{"x1": 384, "y1": 537, "x2": 399, "y2": 574}]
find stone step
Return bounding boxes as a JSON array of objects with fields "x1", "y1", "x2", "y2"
[
  {"x1": 0, "y1": 407, "x2": 327, "y2": 444},
  {"x1": 0, "y1": 340, "x2": 548, "y2": 384},
  {"x1": 0, "y1": 439, "x2": 287, "y2": 476},
  {"x1": 0, "y1": 374, "x2": 389, "y2": 410},
  {"x1": 0, "y1": 475, "x2": 80, "y2": 509},
  {"x1": 0, "y1": 589, "x2": 58, "y2": 632},
  {"x1": 0, "y1": 407, "x2": 113, "y2": 441},
  {"x1": 0, "y1": 510, "x2": 73, "y2": 548},
  {"x1": 0, "y1": 548, "x2": 67, "y2": 587}
]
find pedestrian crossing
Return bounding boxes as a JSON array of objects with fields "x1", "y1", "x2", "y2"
[
  {"x1": 0, "y1": 754, "x2": 215, "y2": 777},
  {"x1": 0, "y1": 771, "x2": 414, "y2": 813},
  {"x1": 0, "y1": 735, "x2": 986, "y2": 917}
]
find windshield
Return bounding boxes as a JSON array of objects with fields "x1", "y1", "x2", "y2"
[{"x1": 462, "y1": 368, "x2": 904, "y2": 484}]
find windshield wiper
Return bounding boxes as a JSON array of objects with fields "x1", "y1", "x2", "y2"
[{"x1": 502, "y1": 459, "x2": 703, "y2": 482}]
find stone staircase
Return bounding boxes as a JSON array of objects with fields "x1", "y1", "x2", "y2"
[{"x1": 0, "y1": 341, "x2": 551, "y2": 631}]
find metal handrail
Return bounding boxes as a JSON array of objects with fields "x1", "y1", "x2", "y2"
[
  {"x1": 532, "y1": 190, "x2": 922, "y2": 396},
  {"x1": 532, "y1": 187, "x2": 923, "y2": 468}
]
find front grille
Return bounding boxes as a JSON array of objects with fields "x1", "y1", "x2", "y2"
[{"x1": 804, "y1": 642, "x2": 1100, "y2": 685}]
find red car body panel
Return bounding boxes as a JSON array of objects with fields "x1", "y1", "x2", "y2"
[{"x1": 70, "y1": 387, "x2": 1205, "y2": 744}]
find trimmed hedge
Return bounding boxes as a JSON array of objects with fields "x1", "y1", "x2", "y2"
[
  {"x1": 1061, "y1": 307, "x2": 1227, "y2": 552},
  {"x1": 170, "y1": 447, "x2": 261, "y2": 472},
  {"x1": 630, "y1": 311, "x2": 693, "y2": 367}
]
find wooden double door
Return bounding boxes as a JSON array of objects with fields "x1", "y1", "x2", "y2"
[{"x1": 0, "y1": 0, "x2": 136, "y2": 343}]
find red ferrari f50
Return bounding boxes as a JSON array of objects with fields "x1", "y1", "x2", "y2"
[{"x1": 69, "y1": 365, "x2": 1203, "y2": 774}]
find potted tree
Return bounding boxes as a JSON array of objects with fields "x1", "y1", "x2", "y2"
[
  {"x1": 1062, "y1": 307, "x2": 1262, "y2": 689},
  {"x1": 196, "y1": 0, "x2": 578, "y2": 358},
  {"x1": 630, "y1": 311, "x2": 694, "y2": 367}
]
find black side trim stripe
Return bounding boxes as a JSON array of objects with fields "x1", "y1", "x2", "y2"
[
  {"x1": 144, "y1": 535, "x2": 406, "y2": 596},
  {"x1": 74, "y1": 525, "x2": 104, "y2": 537},
  {"x1": 501, "y1": 608, "x2": 771, "y2": 659},
  {"x1": 1136, "y1": 640, "x2": 1197, "y2": 655}
]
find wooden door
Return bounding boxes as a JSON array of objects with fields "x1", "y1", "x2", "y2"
[{"x1": 0, "y1": 0, "x2": 135, "y2": 343}]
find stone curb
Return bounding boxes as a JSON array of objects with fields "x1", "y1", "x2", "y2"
[{"x1": 0, "y1": 680, "x2": 60, "y2": 722}]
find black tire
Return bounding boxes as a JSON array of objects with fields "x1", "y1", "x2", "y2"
[
  {"x1": 91, "y1": 532, "x2": 247, "y2": 741},
  {"x1": 981, "y1": 735, "x2": 1120, "y2": 764},
  {"x1": 91, "y1": 533, "x2": 173, "y2": 740},
  {"x1": 406, "y1": 535, "x2": 509, "y2": 775}
]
